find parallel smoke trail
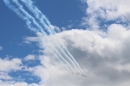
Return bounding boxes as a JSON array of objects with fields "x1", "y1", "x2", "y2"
[
  {"x1": 20, "y1": 0, "x2": 84, "y2": 74},
  {"x1": 11, "y1": 0, "x2": 75, "y2": 72},
  {"x1": 46, "y1": 46, "x2": 72, "y2": 72},
  {"x1": 21, "y1": 0, "x2": 83, "y2": 73},
  {"x1": 46, "y1": 38, "x2": 76, "y2": 73},
  {"x1": 57, "y1": 45, "x2": 82, "y2": 74},
  {"x1": 21, "y1": 0, "x2": 55, "y2": 34},
  {"x1": 3, "y1": 0, "x2": 36, "y2": 32},
  {"x1": 63, "y1": 46, "x2": 85, "y2": 75},
  {"x1": 3, "y1": 0, "x2": 85, "y2": 75},
  {"x1": 4, "y1": 0, "x2": 46, "y2": 34},
  {"x1": 54, "y1": 48, "x2": 75, "y2": 73},
  {"x1": 4, "y1": 0, "x2": 74, "y2": 73},
  {"x1": 12, "y1": 0, "x2": 46, "y2": 33}
]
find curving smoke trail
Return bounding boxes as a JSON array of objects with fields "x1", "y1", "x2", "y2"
[
  {"x1": 3, "y1": 0, "x2": 75, "y2": 73},
  {"x1": 20, "y1": 0, "x2": 83, "y2": 74},
  {"x1": 3, "y1": 0, "x2": 46, "y2": 34},
  {"x1": 20, "y1": 0, "x2": 54, "y2": 34},
  {"x1": 3, "y1": 0, "x2": 85, "y2": 75},
  {"x1": 20, "y1": 0, "x2": 84, "y2": 74}
]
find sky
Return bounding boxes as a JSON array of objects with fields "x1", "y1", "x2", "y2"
[{"x1": 0, "y1": 0, "x2": 130, "y2": 86}]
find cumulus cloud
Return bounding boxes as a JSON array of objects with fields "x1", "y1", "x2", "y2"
[
  {"x1": 24, "y1": 54, "x2": 36, "y2": 61},
  {"x1": 0, "y1": 57, "x2": 40, "y2": 86},
  {"x1": 0, "y1": 80, "x2": 40, "y2": 86},
  {"x1": 0, "y1": 58, "x2": 22, "y2": 72},
  {"x1": 24, "y1": 23, "x2": 130, "y2": 86},
  {"x1": 82, "y1": 0, "x2": 130, "y2": 29},
  {"x1": 39, "y1": 26, "x2": 130, "y2": 85},
  {"x1": 0, "y1": 58, "x2": 22, "y2": 82}
]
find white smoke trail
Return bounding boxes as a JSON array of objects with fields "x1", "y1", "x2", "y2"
[
  {"x1": 7, "y1": 0, "x2": 75, "y2": 72},
  {"x1": 3, "y1": 0, "x2": 85, "y2": 75},
  {"x1": 52, "y1": 47, "x2": 75, "y2": 73},
  {"x1": 3, "y1": 0, "x2": 36, "y2": 32},
  {"x1": 63, "y1": 46, "x2": 85, "y2": 75},
  {"x1": 56, "y1": 45, "x2": 82, "y2": 74},
  {"x1": 19, "y1": 0, "x2": 84, "y2": 74},
  {"x1": 20, "y1": 0, "x2": 83, "y2": 74},
  {"x1": 20, "y1": 0, "x2": 55, "y2": 34},
  {"x1": 4, "y1": 0, "x2": 46, "y2": 34},
  {"x1": 45, "y1": 37, "x2": 76, "y2": 73},
  {"x1": 4, "y1": 0, "x2": 75, "y2": 73},
  {"x1": 46, "y1": 46, "x2": 72, "y2": 73}
]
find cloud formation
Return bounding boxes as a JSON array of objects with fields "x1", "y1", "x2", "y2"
[
  {"x1": 0, "y1": 58, "x2": 22, "y2": 81},
  {"x1": 82, "y1": 0, "x2": 130, "y2": 29},
  {"x1": 31, "y1": 26, "x2": 130, "y2": 86}
]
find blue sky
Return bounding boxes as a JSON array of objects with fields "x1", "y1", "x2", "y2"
[{"x1": 0, "y1": 0, "x2": 130, "y2": 86}]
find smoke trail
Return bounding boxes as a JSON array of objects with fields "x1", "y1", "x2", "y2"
[
  {"x1": 46, "y1": 46, "x2": 72, "y2": 73},
  {"x1": 13, "y1": 0, "x2": 47, "y2": 33},
  {"x1": 63, "y1": 46, "x2": 85, "y2": 75},
  {"x1": 3, "y1": 0, "x2": 46, "y2": 34},
  {"x1": 3, "y1": 0, "x2": 75, "y2": 72},
  {"x1": 20, "y1": 0, "x2": 83, "y2": 73},
  {"x1": 45, "y1": 37, "x2": 76, "y2": 73},
  {"x1": 3, "y1": 0, "x2": 35, "y2": 32},
  {"x1": 4, "y1": 0, "x2": 84, "y2": 75},
  {"x1": 20, "y1": 0, "x2": 55, "y2": 34},
  {"x1": 53, "y1": 47, "x2": 75, "y2": 73},
  {"x1": 15, "y1": 0, "x2": 76, "y2": 73},
  {"x1": 49, "y1": 37, "x2": 84, "y2": 74},
  {"x1": 20, "y1": 0, "x2": 84, "y2": 74},
  {"x1": 55, "y1": 45, "x2": 82, "y2": 74}
]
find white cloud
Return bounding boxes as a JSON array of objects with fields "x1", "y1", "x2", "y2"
[
  {"x1": 0, "y1": 57, "x2": 40, "y2": 86},
  {"x1": 20, "y1": 0, "x2": 130, "y2": 85},
  {"x1": 82, "y1": 0, "x2": 130, "y2": 29},
  {"x1": 22, "y1": 24, "x2": 130, "y2": 86},
  {"x1": 23, "y1": 19, "x2": 130, "y2": 86},
  {"x1": 0, "y1": 80, "x2": 40, "y2": 86},
  {"x1": 0, "y1": 58, "x2": 22, "y2": 72},
  {"x1": 0, "y1": 58, "x2": 22, "y2": 81},
  {"x1": 24, "y1": 54, "x2": 35, "y2": 61},
  {"x1": 0, "y1": 72, "x2": 12, "y2": 80}
]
